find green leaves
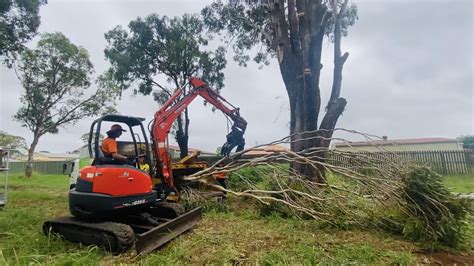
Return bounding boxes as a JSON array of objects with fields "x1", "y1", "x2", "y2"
[
  {"x1": 14, "y1": 32, "x2": 119, "y2": 137},
  {"x1": 399, "y1": 167, "x2": 469, "y2": 250},
  {"x1": 457, "y1": 135, "x2": 474, "y2": 149},
  {"x1": 201, "y1": 1, "x2": 358, "y2": 66},
  {"x1": 201, "y1": 1, "x2": 272, "y2": 67},
  {"x1": 0, "y1": 131, "x2": 27, "y2": 150},
  {"x1": 104, "y1": 13, "x2": 228, "y2": 157},
  {"x1": 0, "y1": 0, "x2": 46, "y2": 66},
  {"x1": 325, "y1": 3, "x2": 359, "y2": 41},
  {"x1": 104, "y1": 13, "x2": 227, "y2": 104}
]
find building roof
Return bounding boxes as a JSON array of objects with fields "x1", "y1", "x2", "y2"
[
  {"x1": 334, "y1": 138, "x2": 459, "y2": 147},
  {"x1": 168, "y1": 145, "x2": 214, "y2": 156},
  {"x1": 17, "y1": 152, "x2": 80, "y2": 161}
]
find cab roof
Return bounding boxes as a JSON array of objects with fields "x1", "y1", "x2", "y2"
[{"x1": 95, "y1": 114, "x2": 145, "y2": 127}]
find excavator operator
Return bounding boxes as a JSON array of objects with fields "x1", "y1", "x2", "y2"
[{"x1": 102, "y1": 124, "x2": 134, "y2": 164}]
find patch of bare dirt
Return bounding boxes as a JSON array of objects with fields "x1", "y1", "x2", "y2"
[{"x1": 415, "y1": 251, "x2": 474, "y2": 265}]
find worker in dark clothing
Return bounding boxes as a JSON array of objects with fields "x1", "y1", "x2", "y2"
[{"x1": 213, "y1": 162, "x2": 228, "y2": 199}]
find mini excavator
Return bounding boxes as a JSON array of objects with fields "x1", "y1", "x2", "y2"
[{"x1": 43, "y1": 77, "x2": 247, "y2": 255}]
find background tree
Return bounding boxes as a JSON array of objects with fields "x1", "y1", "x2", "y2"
[
  {"x1": 104, "y1": 14, "x2": 226, "y2": 158},
  {"x1": 458, "y1": 135, "x2": 474, "y2": 150},
  {"x1": 0, "y1": 131, "x2": 27, "y2": 156},
  {"x1": 0, "y1": 0, "x2": 46, "y2": 66},
  {"x1": 202, "y1": 0, "x2": 357, "y2": 181},
  {"x1": 14, "y1": 32, "x2": 119, "y2": 177},
  {"x1": 80, "y1": 132, "x2": 104, "y2": 145}
]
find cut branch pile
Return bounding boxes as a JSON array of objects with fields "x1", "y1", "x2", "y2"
[{"x1": 183, "y1": 128, "x2": 468, "y2": 248}]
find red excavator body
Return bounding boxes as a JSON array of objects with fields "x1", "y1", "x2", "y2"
[
  {"x1": 44, "y1": 77, "x2": 247, "y2": 255},
  {"x1": 79, "y1": 166, "x2": 153, "y2": 197},
  {"x1": 69, "y1": 166, "x2": 156, "y2": 219}
]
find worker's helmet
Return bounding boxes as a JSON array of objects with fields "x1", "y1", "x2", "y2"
[
  {"x1": 110, "y1": 124, "x2": 126, "y2": 132},
  {"x1": 107, "y1": 124, "x2": 126, "y2": 138}
]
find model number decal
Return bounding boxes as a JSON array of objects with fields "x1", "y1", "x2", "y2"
[{"x1": 122, "y1": 199, "x2": 146, "y2": 207}]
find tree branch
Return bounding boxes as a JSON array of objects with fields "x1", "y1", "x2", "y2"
[
  {"x1": 150, "y1": 79, "x2": 172, "y2": 97},
  {"x1": 270, "y1": 0, "x2": 290, "y2": 63},
  {"x1": 327, "y1": 0, "x2": 349, "y2": 107}
]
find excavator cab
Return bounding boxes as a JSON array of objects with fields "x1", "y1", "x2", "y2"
[
  {"x1": 70, "y1": 116, "x2": 156, "y2": 219},
  {"x1": 88, "y1": 114, "x2": 152, "y2": 168}
]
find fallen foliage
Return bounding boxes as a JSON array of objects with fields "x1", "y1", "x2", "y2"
[{"x1": 185, "y1": 129, "x2": 470, "y2": 249}]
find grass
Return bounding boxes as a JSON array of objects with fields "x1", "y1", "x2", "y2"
[
  {"x1": 443, "y1": 173, "x2": 474, "y2": 193},
  {"x1": 0, "y1": 173, "x2": 471, "y2": 264},
  {"x1": 138, "y1": 211, "x2": 417, "y2": 265}
]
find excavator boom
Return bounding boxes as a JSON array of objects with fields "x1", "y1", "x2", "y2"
[{"x1": 152, "y1": 77, "x2": 247, "y2": 188}]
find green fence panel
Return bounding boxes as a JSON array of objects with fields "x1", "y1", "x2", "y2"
[{"x1": 9, "y1": 161, "x2": 70, "y2": 175}]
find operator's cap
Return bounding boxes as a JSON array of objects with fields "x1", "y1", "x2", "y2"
[
  {"x1": 110, "y1": 124, "x2": 126, "y2": 132},
  {"x1": 138, "y1": 153, "x2": 147, "y2": 158}
]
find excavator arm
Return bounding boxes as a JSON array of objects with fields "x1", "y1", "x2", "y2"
[{"x1": 152, "y1": 77, "x2": 247, "y2": 188}]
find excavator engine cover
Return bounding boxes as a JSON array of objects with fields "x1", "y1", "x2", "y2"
[{"x1": 70, "y1": 165, "x2": 155, "y2": 219}]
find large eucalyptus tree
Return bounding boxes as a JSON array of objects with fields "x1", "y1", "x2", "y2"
[{"x1": 202, "y1": 0, "x2": 357, "y2": 181}]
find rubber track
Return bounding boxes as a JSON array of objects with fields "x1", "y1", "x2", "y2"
[
  {"x1": 153, "y1": 202, "x2": 185, "y2": 216},
  {"x1": 43, "y1": 217, "x2": 135, "y2": 254}
]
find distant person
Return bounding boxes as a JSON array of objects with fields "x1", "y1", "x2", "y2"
[
  {"x1": 213, "y1": 162, "x2": 228, "y2": 199},
  {"x1": 101, "y1": 124, "x2": 129, "y2": 163},
  {"x1": 137, "y1": 154, "x2": 150, "y2": 172}
]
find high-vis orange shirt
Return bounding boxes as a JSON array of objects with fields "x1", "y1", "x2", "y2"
[
  {"x1": 101, "y1": 138, "x2": 118, "y2": 155},
  {"x1": 213, "y1": 172, "x2": 227, "y2": 180}
]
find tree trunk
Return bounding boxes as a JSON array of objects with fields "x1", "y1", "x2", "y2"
[
  {"x1": 271, "y1": 0, "x2": 348, "y2": 183},
  {"x1": 25, "y1": 135, "x2": 39, "y2": 177},
  {"x1": 281, "y1": 63, "x2": 325, "y2": 183},
  {"x1": 278, "y1": 30, "x2": 325, "y2": 183},
  {"x1": 175, "y1": 111, "x2": 189, "y2": 159},
  {"x1": 176, "y1": 131, "x2": 188, "y2": 159}
]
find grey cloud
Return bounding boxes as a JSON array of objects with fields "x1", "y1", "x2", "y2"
[
  {"x1": 333, "y1": 0, "x2": 473, "y2": 139},
  {"x1": 0, "y1": 0, "x2": 472, "y2": 153}
]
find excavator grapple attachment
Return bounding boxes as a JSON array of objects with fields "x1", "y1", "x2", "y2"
[{"x1": 221, "y1": 126, "x2": 245, "y2": 156}]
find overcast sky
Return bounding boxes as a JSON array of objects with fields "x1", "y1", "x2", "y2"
[{"x1": 0, "y1": 0, "x2": 472, "y2": 153}]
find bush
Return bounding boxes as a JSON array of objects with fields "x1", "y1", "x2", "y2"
[
  {"x1": 384, "y1": 167, "x2": 469, "y2": 250},
  {"x1": 227, "y1": 166, "x2": 264, "y2": 191}
]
